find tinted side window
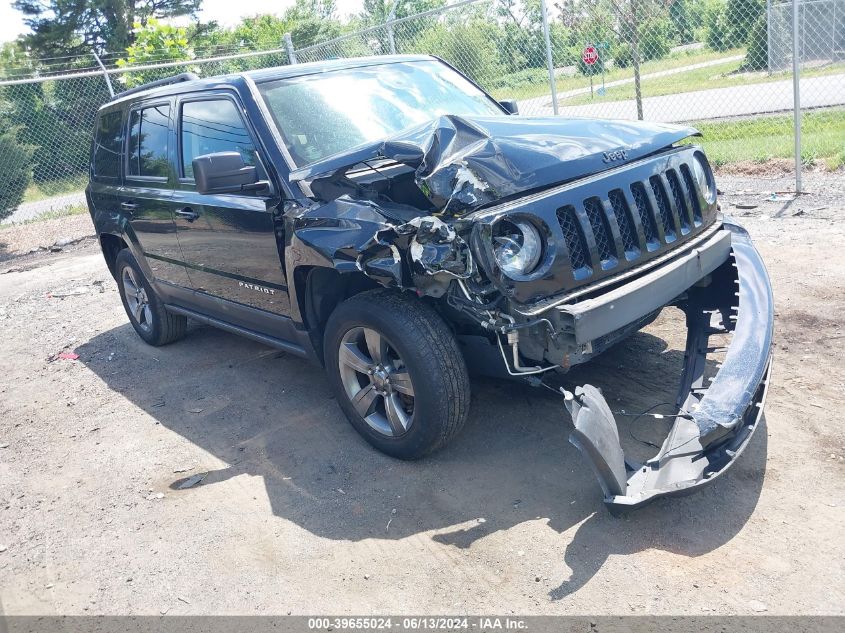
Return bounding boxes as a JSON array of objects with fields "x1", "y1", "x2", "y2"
[
  {"x1": 127, "y1": 104, "x2": 171, "y2": 179},
  {"x1": 180, "y1": 99, "x2": 257, "y2": 179},
  {"x1": 93, "y1": 110, "x2": 123, "y2": 180}
]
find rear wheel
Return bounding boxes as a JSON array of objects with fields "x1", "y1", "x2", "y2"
[
  {"x1": 324, "y1": 289, "x2": 470, "y2": 459},
  {"x1": 115, "y1": 249, "x2": 187, "y2": 346}
]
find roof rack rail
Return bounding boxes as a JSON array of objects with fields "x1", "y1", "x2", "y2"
[{"x1": 115, "y1": 72, "x2": 200, "y2": 99}]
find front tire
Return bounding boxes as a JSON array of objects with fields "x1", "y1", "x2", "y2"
[
  {"x1": 115, "y1": 249, "x2": 187, "y2": 346},
  {"x1": 324, "y1": 289, "x2": 471, "y2": 459}
]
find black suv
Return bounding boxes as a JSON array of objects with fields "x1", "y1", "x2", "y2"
[{"x1": 87, "y1": 55, "x2": 773, "y2": 511}]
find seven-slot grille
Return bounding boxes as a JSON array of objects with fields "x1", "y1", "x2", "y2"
[{"x1": 557, "y1": 164, "x2": 704, "y2": 276}]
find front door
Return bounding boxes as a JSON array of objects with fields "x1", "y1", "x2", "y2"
[
  {"x1": 122, "y1": 99, "x2": 191, "y2": 289},
  {"x1": 170, "y1": 94, "x2": 290, "y2": 316}
]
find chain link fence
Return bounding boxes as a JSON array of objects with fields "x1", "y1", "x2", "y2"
[
  {"x1": 769, "y1": 0, "x2": 845, "y2": 70},
  {"x1": 1, "y1": 0, "x2": 843, "y2": 224},
  {"x1": 0, "y1": 48, "x2": 289, "y2": 223}
]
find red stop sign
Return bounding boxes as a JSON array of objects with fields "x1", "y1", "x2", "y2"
[{"x1": 582, "y1": 46, "x2": 599, "y2": 65}]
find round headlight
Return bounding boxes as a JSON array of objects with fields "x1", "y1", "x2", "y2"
[
  {"x1": 692, "y1": 154, "x2": 716, "y2": 204},
  {"x1": 493, "y1": 219, "x2": 542, "y2": 277}
]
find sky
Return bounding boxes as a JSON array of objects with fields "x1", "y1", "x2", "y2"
[{"x1": 0, "y1": 0, "x2": 366, "y2": 45}]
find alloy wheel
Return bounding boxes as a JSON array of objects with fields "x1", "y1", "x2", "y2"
[
  {"x1": 122, "y1": 266, "x2": 153, "y2": 333},
  {"x1": 337, "y1": 327, "x2": 415, "y2": 437}
]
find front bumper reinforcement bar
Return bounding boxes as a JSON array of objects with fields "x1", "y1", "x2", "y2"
[{"x1": 564, "y1": 222, "x2": 774, "y2": 512}]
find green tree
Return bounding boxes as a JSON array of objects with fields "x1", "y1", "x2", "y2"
[
  {"x1": 578, "y1": 0, "x2": 673, "y2": 118},
  {"x1": 669, "y1": 0, "x2": 695, "y2": 44},
  {"x1": 12, "y1": 0, "x2": 202, "y2": 58},
  {"x1": 725, "y1": 0, "x2": 763, "y2": 44},
  {"x1": 704, "y1": 0, "x2": 732, "y2": 51},
  {"x1": 3, "y1": 74, "x2": 111, "y2": 188},
  {"x1": 360, "y1": 0, "x2": 446, "y2": 23},
  {"x1": 284, "y1": 0, "x2": 344, "y2": 48},
  {"x1": 354, "y1": 0, "x2": 447, "y2": 54},
  {"x1": 116, "y1": 18, "x2": 195, "y2": 87},
  {"x1": 409, "y1": 21, "x2": 501, "y2": 85},
  {"x1": 197, "y1": 15, "x2": 290, "y2": 72},
  {"x1": 741, "y1": 13, "x2": 768, "y2": 71},
  {"x1": 704, "y1": 0, "x2": 763, "y2": 52},
  {"x1": 0, "y1": 124, "x2": 36, "y2": 220},
  {"x1": 638, "y1": 16, "x2": 672, "y2": 61}
]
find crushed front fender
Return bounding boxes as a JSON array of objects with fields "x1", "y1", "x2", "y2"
[{"x1": 565, "y1": 222, "x2": 773, "y2": 512}]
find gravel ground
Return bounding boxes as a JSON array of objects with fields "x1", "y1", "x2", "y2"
[
  {"x1": 0, "y1": 170, "x2": 843, "y2": 615},
  {"x1": 0, "y1": 213, "x2": 95, "y2": 264}
]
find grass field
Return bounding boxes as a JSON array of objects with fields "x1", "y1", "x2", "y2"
[
  {"x1": 689, "y1": 109, "x2": 845, "y2": 169},
  {"x1": 488, "y1": 48, "x2": 747, "y2": 101},
  {"x1": 23, "y1": 176, "x2": 87, "y2": 204},
  {"x1": 561, "y1": 60, "x2": 845, "y2": 107},
  {"x1": 1, "y1": 203, "x2": 88, "y2": 228}
]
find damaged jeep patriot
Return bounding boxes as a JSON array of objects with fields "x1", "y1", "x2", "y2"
[{"x1": 87, "y1": 55, "x2": 773, "y2": 511}]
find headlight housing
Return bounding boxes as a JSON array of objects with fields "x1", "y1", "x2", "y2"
[
  {"x1": 493, "y1": 218, "x2": 542, "y2": 277},
  {"x1": 692, "y1": 153, "x2": 717, "y2": 204}
]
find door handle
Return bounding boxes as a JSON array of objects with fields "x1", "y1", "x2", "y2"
[
  {"x1": 120, "y1": 201, "x2": 138, "y2": 212},
  {"x1": 175, "y1": 207, "x2": 200, "y2": 222}
]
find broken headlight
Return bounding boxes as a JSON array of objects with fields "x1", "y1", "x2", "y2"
[
  {"x1": 692, "y1": 152, "x2": 717, "y2": 204},
  {"x1": 493, "y1": 218, "x2": 542, "y2": 277}
]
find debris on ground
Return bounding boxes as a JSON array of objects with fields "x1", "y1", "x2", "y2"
[
  {"x1": 145, "y1": 492, "x2": 165, "y2": 501},
  {"x1": 765, "y1": 192, "x2": 796, "y2": 202},
  {"x1": 49, "y1": 287, "x2": 90, "y2": 298},
  {"x1": 54, "y1": 351, "x2": 79, "y2": 361},
  {"x1": 177, "y1": 473, "x2": 207, "y2": 490}
]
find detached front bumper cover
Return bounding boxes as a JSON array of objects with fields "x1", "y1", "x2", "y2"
[{"x1": 565, "y1": 222, "x2": 773, "y2": 512}]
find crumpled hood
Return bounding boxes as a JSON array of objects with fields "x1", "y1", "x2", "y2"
[{"x1": 290, "y1": 114, "x2": 699, "y2": 215}]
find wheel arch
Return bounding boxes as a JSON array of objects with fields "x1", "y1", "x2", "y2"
[
  {"x1": 99, "y1": 233, "x2": 129, "y2": 279},
  {"x1": 295, "y1": 265, "x2": 381, "y2": 364}
]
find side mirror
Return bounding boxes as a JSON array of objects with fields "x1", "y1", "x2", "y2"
[
  {"x1": 192, "y1": 151, "x2": 268, "y2": 195},
  {"x1": 499, "y1": 99, "x2": 519, "y2": 115}
]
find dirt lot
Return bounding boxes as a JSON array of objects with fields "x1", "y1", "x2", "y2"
[{"x1": 1, "y1": 171, "x2": 843, "y2": 615}]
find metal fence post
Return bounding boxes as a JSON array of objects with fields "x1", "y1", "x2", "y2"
[
  {"x1": 92, "y1": 50, "x2": 115, "y2": 97},
  {"x1": 792, "y1": 0, "x2": 802, "y2": 192},
  {"x1": 284, "y1": 33, "x2": 298, "y2": 64},
  {"x1": 387, "y1": 3, "x2": 398, "y2": 55},
  {"x1": 539, "y1": 0, "x2": 559, "y2": 115},
  {"x1": 766, "y1": 0, "x2": 773, "y2": 75}
]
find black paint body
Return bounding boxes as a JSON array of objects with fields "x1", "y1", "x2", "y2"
[{"x1": 86, "y1": 56, "x2": 774, "y2": 511}]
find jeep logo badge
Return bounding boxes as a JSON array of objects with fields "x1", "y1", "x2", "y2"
[{"x1": 602, "y1": 149, "x2": 629, "y2": 163}]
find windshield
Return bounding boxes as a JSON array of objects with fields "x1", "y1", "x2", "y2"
[{"x1": 257, "y1": 60, "x2": 504, "y2": 167}]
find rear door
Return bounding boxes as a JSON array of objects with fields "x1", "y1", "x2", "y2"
[
  {"x1": 170, "y1": 92, "x2": 290, "y2": 316},
  {"x1": 88, "y1": 107, "x2": 124, "y2": 222},
  {"x1": 122, "y1": 99, "x2": 191, "y2": 289}
]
